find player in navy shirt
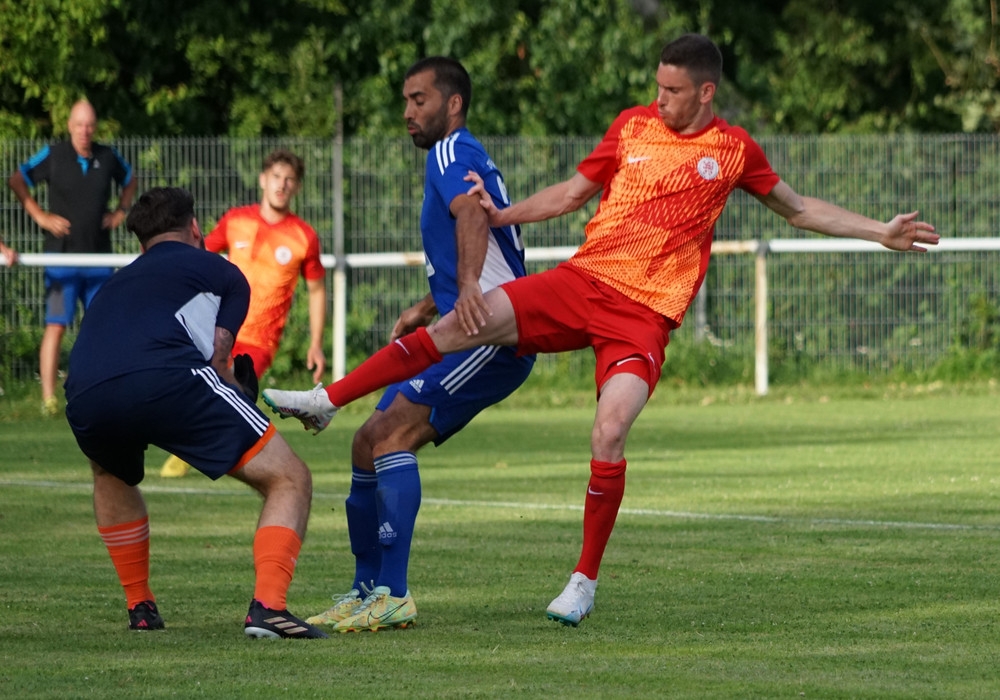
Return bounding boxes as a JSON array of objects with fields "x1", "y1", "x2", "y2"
[
  {"x1": 65, "y1": 187, "x2": 326, "y2": 639},
  {"x1": 281, "y1": 58, "x2": 535, "y2": 632}
]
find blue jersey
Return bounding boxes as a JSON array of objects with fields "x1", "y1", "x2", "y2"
[
  {"x1": 420, "y1": 128, "x2": 526, "y2": 314},
  {"x1": 65, "y1": 241, "x2": 251, "y2": 398}
]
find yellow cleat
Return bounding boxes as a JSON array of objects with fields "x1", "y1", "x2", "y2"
[
  {"x1": 41, "y1": 396, "x2": 59, "y2": 418},
  {"x1": 332, "y1": 586, "x2": 416, "y2": 633},
  {"x1": 159, "y1": 454, "x2": 192, "y2": 478},
  {"x1": 305, "y1": 588, "x2": 367, "y2": 626}
]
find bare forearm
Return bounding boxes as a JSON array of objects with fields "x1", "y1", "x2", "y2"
[
  {"x1": 7, "y1": 172, "x2": 43, "y2": 221},
  {"x1": 212, "y1": 327, "x2": 237, "y2": 382},
  {"x1": 307, "y1": 282, "x2": 327, "y2": 350},
  {"x1": 493, "y1": 175, "x2": 600, "y2": 228},
  {"x1": 412, "y1": 293, "x2": 438, "y2": 319},
  {"x1": 118, "y1": 178, "x2": 137, "y2": 211},
  {"x1": 787, "y1": 197, "x2": 888, "y2": 242},
  {"x1": 454, "y1": 201, "x2": 488, "y2": 290}
]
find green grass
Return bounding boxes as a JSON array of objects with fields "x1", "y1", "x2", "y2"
[{"x1": 3, "y1": 384, "x2": 1000, "y2": 698}]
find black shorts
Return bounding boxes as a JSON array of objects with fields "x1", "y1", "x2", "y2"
[{"x1": 66, "y1": 367, "x2": 273, "y2": 486}]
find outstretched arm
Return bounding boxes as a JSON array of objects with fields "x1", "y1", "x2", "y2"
[
  {"x1": 756, "y1": 180, "x2": 939, "y2": 252},
  {"x1": 466, "y1": 171, "x2": 603, "y2": 228}
]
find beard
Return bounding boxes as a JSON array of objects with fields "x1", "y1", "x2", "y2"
[{"x1": 408, "y1": 106, "x2": 451, "y2": 150}]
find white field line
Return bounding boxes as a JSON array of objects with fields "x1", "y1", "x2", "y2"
[{"x1": 3, "y1": 478, "x2": 998, "y2": 533}]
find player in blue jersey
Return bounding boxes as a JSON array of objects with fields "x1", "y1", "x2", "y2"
[
  {"x1": 293, "y1": 57, "x2": 535, "y2": 632},
  {"x1": 64, "y1": 186, "x2": 326, "y2": 639}
]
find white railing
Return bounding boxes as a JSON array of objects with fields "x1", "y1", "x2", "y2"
[{"x1": 4, "y1": 237, "x2": 995, "y2": 395}]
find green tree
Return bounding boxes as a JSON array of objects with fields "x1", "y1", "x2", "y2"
[
  {"x1": 0, "y1": 0, "x2": 124, "y2": 137},
  {"x1": 2, "y1": 0, "x2": 1000, "y2": 138}
]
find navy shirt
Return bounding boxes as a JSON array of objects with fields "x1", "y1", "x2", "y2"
[
  {"x1": 65, "y1": 241, "x2": 251, "y2": 398},
  {"x1": 19, "y1": 141, "x2": 133, "y2": 253}
]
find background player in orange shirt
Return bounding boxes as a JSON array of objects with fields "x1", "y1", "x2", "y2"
[
  {"x1": 161, "y1": 149, "x2": 326, "y2": 477},
  {"x1": 264, "y1": 34, "x2": 939, "y2": 625}
]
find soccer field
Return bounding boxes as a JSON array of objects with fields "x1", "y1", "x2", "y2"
[{"x1": 2, "y1": 386, "x2": 1000, "y2": 698}]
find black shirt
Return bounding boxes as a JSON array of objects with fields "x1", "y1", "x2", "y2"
[{"x1": 19, "y1": 141, "x2": 132, "y2": 253}]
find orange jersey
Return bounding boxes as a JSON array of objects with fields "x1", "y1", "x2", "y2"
[
  {"x1": 570, "y1": 106, "x2": 779, "y2": 323},
  {"x1": 204, "y1": 205, "x2": 324, "y2": 354}
]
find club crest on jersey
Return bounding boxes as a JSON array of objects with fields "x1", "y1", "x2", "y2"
[
  {"x1": 274, "y1": 245, "x2": 293, "y2": 265},
  {"x1": 697, "y1": 157, "x2": 720, "y2": 181}
]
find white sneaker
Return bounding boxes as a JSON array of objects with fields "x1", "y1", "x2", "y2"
[
  {"x1": 546, "y1": 572, "x2": 597, "y2": 627},
  {"x1": 262, "y1": 383, "x2": 338, "y2": 434}
]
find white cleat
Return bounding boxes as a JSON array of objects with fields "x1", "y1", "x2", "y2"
[
  {"x1": 546, "y1": 572, "x2": 597, "y2": 627},
  {"x1": 262, "y1": 383, "x2": 338, "y2": 434}
]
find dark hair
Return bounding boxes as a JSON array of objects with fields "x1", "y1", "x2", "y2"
[
  {"x1": 405, "y1": 57, "x2": 472, "y2": 117},
  {"x1": 659, "y1": 34, "x2": 723, "y2": 87},
  {"x1": 262, "y1": 148, "x2": 305, "y2": 181},
  {"x1": 126, "y1": 187, "x2": 196, "y2": 246}
]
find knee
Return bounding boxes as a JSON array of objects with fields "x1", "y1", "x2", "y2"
[
  {"x1": 268, "y1": 454, "x2": 313, "y2": 498},
  {"x1": 351, "y1": 429, "x2": 372, "y2": 465},
  {"x1": 591, "y1": 417, "x2": 629, "y2": 456},
  {"x1": 290, "y1": 457, "x2": 313, "y2": 495}
]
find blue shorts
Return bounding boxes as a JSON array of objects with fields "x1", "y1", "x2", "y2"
[
  {"x1": 45, "y1": 265, "x2": 114, "y2": 326},
  {"x1": 376, "y1": 345, "x2": 534, "y2": 445},
  {"x1": 66, "y1": 367, "x2": 273, "y2": 486}
]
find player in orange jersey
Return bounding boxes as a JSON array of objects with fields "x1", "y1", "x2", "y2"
[
  {"x1": 263, "y1": 34, "x2": 939, "y2": 625},
  {"x1": 161, "y1": 149, "x2": 326, "y2": 477}
]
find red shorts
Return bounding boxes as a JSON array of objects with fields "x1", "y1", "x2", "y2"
[{"x1": 501, "y1": 263, "x2": 675, "y2": 397}]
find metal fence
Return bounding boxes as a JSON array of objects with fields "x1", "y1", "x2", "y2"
[{"x1": 2, "y1": 134, "x2": 999, "y2": 390}]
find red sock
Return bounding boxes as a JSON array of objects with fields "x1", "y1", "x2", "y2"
[
  {"x1": 98, "y1": 517, "x2": 154, "y2": 609},
  {"x1": 253, "y1": 526, "x2": 302, "y2": 611},
  {"x1": 326, "y1": 327, "x2": 443, "y2": 407},
  {"x1": 574, "y1": 459, "x2": 626, "y2": 580}
]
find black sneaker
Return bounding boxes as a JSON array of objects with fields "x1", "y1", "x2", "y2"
[
  {"x1": 244, "y1": 599, "x2": 328, "y2": 639},
  {"x1": 128, "y1": 601, "x2": 165, "y2": 631}
]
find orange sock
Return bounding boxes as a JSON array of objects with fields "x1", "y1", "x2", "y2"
[
  {"x1": 98, "y1": 516, "x2": 154, "y2": 609},
  {"x1": 253, "y1": 525, "x2": 302, "y2": 611}
]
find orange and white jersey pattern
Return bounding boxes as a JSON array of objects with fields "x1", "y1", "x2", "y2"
[
  {"x1": 204, "y1": 205, "x2": 324, "y2": 354},
  {"x1": 570, "y1": 106, "x2": 779, "y2": 323}
]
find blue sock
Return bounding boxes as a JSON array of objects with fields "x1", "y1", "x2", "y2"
[
  {"x1": 345, "y1": 465, "x2": 379, "y2": 594},
  {"x1": 374, "y1": 452, "x2": 421, "y2": 598}
]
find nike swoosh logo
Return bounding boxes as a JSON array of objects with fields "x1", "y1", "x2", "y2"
[
  {"x1": 627, "y1": 156, "x2": 651, "y2": 164},
  {"x1": 587, "y1": 488, "x2": 604, "y2": 496},
  {"x1": 616, "y1": 357, "x2": 642, "y2": 366},
  {"x1": 370, "y1": 601, "x2": 406, "y2": 623}
]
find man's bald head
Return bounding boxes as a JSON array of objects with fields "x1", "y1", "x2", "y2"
[{"x1": 67, "y1": 100, "x2": 97, "y2": 157}]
